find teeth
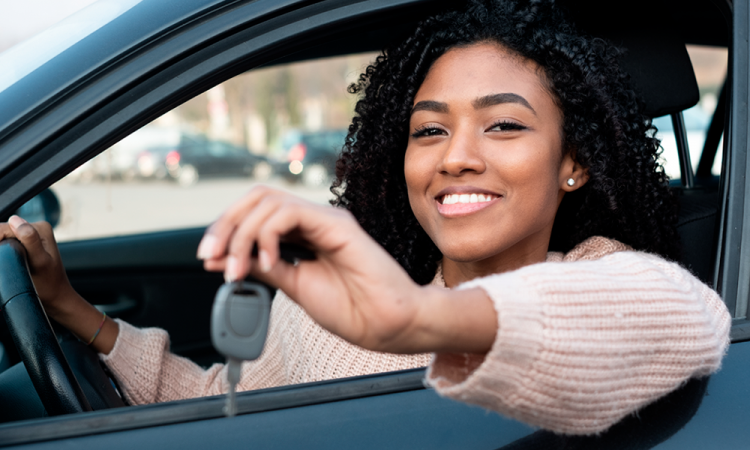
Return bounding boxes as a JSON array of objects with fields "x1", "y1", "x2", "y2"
[{"x1": 441, "y1": 193, "x2": 496, "y2": 205}]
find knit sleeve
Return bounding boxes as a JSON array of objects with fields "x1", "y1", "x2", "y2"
[
  {"x1": 100, "y1": 290, "x2": 289, "y2": 405},
  {"x1": 424, "y1": 251, "x2": 731, "y2": 435}
]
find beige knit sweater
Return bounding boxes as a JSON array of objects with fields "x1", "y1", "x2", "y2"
[{"x1": 101, "y1": 236, "x2": 731, "y2": 435}]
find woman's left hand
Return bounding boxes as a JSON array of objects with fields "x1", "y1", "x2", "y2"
[{"x1": 197, "y1": 186, "x2": 437, "y2": 353}]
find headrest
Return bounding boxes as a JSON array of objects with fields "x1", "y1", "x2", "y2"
[{"x1": 601, "y1": 30, "x2": 700, "y2": 118}]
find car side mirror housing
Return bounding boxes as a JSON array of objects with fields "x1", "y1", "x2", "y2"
[{"x1": 14, "y1": 189, "x2": 61, "y2": 228}]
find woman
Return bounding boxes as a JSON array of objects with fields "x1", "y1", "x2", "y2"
[{"x1": 0, "y1": 0, "x2": 730, "y2": 435}]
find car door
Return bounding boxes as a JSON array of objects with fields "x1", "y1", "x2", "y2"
[{"x1": 1, "y1": 0, "x2": 749, "y2": 448}]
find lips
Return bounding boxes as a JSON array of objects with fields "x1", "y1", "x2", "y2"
[{"x1": 434, "y1": 187, "x2": 502, "y2": 217}]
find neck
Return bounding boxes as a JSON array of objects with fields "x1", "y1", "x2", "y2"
[{"x1": 441, "y1": 234, "x2": 551, "y2": 288}]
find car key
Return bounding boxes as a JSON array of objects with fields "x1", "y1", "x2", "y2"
[{"x1": 211, "y1": 281, "x2": 272, "y2": 417}]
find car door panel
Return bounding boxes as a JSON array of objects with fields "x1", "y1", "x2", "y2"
[
  {"x1": 2, "y1": 370, "x2": 534, "y2": 449},
  {"x1": 654, "y1": 340, "x2": 750, "y2": 449},
  {"x1": 59, "y1": 227, "x2": 226, "y2": 366},
  {"x1": 5, "y1": 342, "x2": 750, "y2": 449},
  {"x1": 62, "y1": 391, "x2": 530, "y2": 450}
]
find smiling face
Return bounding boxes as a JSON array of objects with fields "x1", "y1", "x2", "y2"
[{"x1": 404, "y1": 43, "x2": 584, "y2": 284}]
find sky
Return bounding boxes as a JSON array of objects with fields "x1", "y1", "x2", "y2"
[{"x1": 0, "y1": 0, "x2": 98, "y2": 53}]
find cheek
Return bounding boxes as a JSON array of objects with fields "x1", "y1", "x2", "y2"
[
  {"x1": 404, "y1": 146, "x2": 439, "y2": 234},
  {"x1": 497, "y1": 140, "x2": 563, "y2": 208},
  {"x1": 404, "y1": 146, "x2": 430, "y2": 202}
]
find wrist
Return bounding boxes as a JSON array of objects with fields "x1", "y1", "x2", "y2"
[
  {"x1": 42, "y1": 285, "x2": 86, "y2": 323},
  {"x1": 413, "y1": 285, "x2": 498, "y2": 354}
]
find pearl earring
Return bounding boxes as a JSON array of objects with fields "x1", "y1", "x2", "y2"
[{"x1": 566, "y1": 178, "x2": 575, "y2": 186}]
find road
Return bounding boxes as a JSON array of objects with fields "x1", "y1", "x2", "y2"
[{"x1": 51, "y1": 177, "x2": 334, "y2": 242}]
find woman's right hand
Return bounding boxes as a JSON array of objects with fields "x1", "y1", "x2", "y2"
[
  {"x1": 0, "y1": 215, "x2": 119, "y2": 354},
  {"x1": 0, "y1": 216, "x2": 75, "y2": 317}
]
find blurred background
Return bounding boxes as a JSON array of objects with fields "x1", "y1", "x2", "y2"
[{"x1": 2, "y1": 1, "x2": 727, "y2": 242}]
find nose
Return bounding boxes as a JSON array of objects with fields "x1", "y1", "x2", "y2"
[{"x1": 436, "y1": 127, "x2": 486, "y2": 176}]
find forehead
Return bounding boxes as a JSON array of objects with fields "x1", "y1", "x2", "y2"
[{"x1": 415, "y1": 43, "x2": 551, "y2": 104}]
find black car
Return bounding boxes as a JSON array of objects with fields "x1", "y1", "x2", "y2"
[
  {"x1": 278, "y1": 130, "x2": 347, "y2": 187},
  {"x1": 158, "y1": 137, "x2": 273, "y2": 186},
  {"x1": 0, "y1": 0, "x2": 748, "y2": 448}
]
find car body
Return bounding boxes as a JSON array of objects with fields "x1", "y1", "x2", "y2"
[
  {"x1": 160, "y1": 137, "x2": 273, "y2": 186},
  {"x1": 65, "y1": 129, "x2": 273, "y2": 185},
  {"x1": 278, "y1": 129, "x2": 347, "y2": 187},
  {"x1": 0, "y1": 0, "x2": 748, "y2": 448}
]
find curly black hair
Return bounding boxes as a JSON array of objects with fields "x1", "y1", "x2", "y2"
[{"x1": 332, "y1": 0, "x2": 680, "y2": 285}]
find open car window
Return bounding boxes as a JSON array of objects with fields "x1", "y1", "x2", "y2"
[
  {"x1": 39, "y1": 44, "x2": 730, "y2": 243},
  {"x1": 48, "y1": 52, "x2": 376, "y2": 242}
]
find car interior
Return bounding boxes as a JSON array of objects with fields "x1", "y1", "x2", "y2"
[{"x1": 0, "y1": 0, "x2": 734, "y2": 444}]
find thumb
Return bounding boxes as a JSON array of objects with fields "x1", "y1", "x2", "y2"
[{"x1": 8, "y1": 215, "x2": 50, "y2": 268}]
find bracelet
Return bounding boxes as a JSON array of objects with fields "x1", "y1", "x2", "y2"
[{"x1": 87, "y1": 312, "x2": 107, "y2": 346}]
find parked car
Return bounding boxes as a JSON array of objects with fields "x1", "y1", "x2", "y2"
[
  {"x1": 0, "y1": 0, "x2": 747, "y2": 448},
  {"x1": 150, "y1": 136, "x2": 274, "y2": 186},
  {"x1": 278, "y1": 129, "x2": 347, "y2": 187},
  {"x1": 66, "y1": 125, "x2": 185, "y2": 182}
]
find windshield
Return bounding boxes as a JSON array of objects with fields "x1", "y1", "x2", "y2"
[{"x1": 0, "y1": 0, "x2": 143, "y2": 94}]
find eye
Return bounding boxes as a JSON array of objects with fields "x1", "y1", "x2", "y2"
[
  {"x1": 411, "y1": 125, "x2": 446, "y2": 138},
  {"x1": 488, "y1": 120, "x2": 527, "y2": 132}
]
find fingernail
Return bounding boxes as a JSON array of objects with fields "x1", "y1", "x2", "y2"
[
  {"x1": 197, "y1": 235, "x2": 217, "y2": 259},
  {"x1": 225, "y1": 256, "x2": 239, "y2": 282},
  {"x1": 8, "y1": 215, "x2": 27, "y2": 229},
  {"x1": 259, "y1": 249, "x2": 272, "y2": 273}
]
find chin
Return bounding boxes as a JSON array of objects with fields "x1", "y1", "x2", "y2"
[{"x1": 438, "y1": 243, "x2": 499, "y2": 264}]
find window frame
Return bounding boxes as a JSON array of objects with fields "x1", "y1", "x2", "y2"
[{"x1": 724, "y1": 0, "x2": 750, "y2": 339}]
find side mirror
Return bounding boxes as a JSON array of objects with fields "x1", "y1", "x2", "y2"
[{"x1": 14, "y1": 189, "x2": 61, "y2": 228}]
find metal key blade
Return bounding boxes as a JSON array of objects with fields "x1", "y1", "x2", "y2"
[{"x1": 224, "y1": 357, "x2": 241, "y2": 417}]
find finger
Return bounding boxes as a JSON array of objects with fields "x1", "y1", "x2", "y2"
[
  {"x1": 247, "y1": 252, "x2": 298, "y2": 297},
  {"x1": 255, "y1": 205, "x2": 309, "y2": 273},
  {"x1": 225, "y1": 193, "x2": 288, "y2": 281},
  {"x1": 203, "y1": 256, "x2": 227, "y2": 272},
  {"x1": 0, "y1": 222, "x2": 17, "y2": 241},
  {"x1": 8, "y1": 216, "x2": 51, "y2": 269},
  {"x1": 197, "y1": 185, "x2": 277, "y2": 260},
  {"x1": 30, "y1": 221, "x2": 58, "y2": 256}
]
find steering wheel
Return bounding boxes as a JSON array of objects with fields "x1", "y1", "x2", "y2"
[{"x1": 0, "y1": 238, "x2": 124, "y2": 417}]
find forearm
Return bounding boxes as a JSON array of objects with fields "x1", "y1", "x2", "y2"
[
  {"x1": 407, "y1": 286, "x2": 498, "y2": 354},
  {"x1": 425, "y1": 251, "x2": 732, "y2": 434},
  {"x1": 44, "y1": 288, "x2": 118, "y2": 355}
]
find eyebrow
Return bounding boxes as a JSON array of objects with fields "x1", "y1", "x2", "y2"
[
  {"x1": 473, "y1": 93, "x2": 536, "y2": 115},
  {"x1": 411, "y1": 93, "x2": 536, "y2": 116},
  {"x1": 411, "y1": 100, "x2": 449, "y2": 114}
]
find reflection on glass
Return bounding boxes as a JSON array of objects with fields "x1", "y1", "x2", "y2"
[
  {"x1": 0, "y1": 0, "x2": 144, "y2": 94},
  {"x1": 53, "y1": 53, "x2": 377, "y2": 242}
]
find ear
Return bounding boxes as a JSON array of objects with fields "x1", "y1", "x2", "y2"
[{"x1": 559, "y1": 150, "x2": 589, "y2": 192}]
